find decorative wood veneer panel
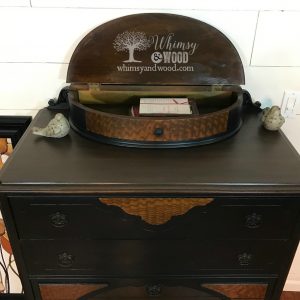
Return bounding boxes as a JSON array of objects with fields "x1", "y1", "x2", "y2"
[
  {"x1": 86, "y1": 110, "x2": 229, "y2": 142},
  {"x1": 39, "y1": 283, "x2": 107, "y2": 300},
  {"x1": 100, "y1": 197, "x2": 213, "y2": 225}
]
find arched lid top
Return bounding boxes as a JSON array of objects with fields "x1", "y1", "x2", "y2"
[{"x1": 67, "y1": 13, "x2": 245, "y2": 85}]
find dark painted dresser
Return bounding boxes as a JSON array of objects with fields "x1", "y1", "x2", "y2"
[{"x1": 0, "y1": 108, "x2": 300, "y2": 300}]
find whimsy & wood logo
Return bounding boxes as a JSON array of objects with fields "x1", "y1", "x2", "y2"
[{"x1": 113, "y1": 31, "x2": 199, "y2": 73}]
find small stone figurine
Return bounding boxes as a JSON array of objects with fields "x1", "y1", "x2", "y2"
[
  {"x1": 32, "y1": 113, "x2": 70, "y2": 138},
  {"x1": 262, "y1": 106, "x2": 285, "y2": 131}
]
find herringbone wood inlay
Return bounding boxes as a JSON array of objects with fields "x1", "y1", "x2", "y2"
[
  {"x1": 100, "y1": 197, "x2": 213, "y2": 225},
  {"x1": 86, "y1": 110, "x2": 229, "y2": 142}
]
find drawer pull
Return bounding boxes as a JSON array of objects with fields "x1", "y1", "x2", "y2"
[
  {"x1": 238, "y1": 253, "x2": 253, "y2": 266},
  {"x1": 154, "y1": 128, "x2": 164, "y2": 136},
  {"x1": 49, "y1": 212, "x2": 68, "y2": 228},
  {"x1": 58, "y1": 252, "x2": 74, "y2": 268},
  {"x1": 245, "y1": 213, "x2": 262, "y2": 229},
  {"x1": 146, "y1": 284, "x2": 162, "y2": 296}
]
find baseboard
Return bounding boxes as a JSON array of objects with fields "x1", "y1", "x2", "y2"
[{"x1": 284, "y1": 280, "x2": 300, "y2": 291}]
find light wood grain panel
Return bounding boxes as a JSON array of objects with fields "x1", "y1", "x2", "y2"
[{"x1": 100, "y1": 197, "x2": 213, "y2": 225}]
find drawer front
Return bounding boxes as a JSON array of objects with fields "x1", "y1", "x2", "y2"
[
  {"x1": 10, "y1": 196, "x2": 213, "y2": 240},
  {"x1": 10, "y1": 196, "x2": 298, "y2": 240},
  {"x1": 33, "y1": 279, "x2": 271, "y2": 300},
  {"x1": 22, "y1": 240, "x2": 285, "y2": 276}
]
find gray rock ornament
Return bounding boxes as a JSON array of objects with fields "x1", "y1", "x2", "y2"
[
  {"x1": 32, "y1": 113, "x2": 70, "y2": 138},
  {"x1": 262, "y1": 106, "x2": 285, "y2": 131}
]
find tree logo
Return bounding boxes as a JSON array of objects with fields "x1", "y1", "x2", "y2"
[{"x1": 113, "y1": 31, "x2": 151, "y2": 63}]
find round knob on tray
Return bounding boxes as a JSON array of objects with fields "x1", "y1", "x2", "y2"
[{"x1": 154, "y1": 128, "x2": 164, "y2": 136}]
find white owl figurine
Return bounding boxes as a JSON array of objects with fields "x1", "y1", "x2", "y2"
[
  {"x1": 262, "y1": 106, "x2": 285, "y2": 131},
  {"x1": 32, "y1": 113, "x2": 70, "y2": 138}
]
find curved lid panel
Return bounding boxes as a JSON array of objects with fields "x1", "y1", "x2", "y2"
[{"x1": 67, "y1": 13, "x2": 245, "y2": 85}]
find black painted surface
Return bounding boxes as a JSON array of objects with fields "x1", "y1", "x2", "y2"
[
  {"x1": 10, "y1": 196, "x2": 299, "y2": 240},
  {"x1": 0, "y1": 109, "x2": 300, "y2": 191},
  {"x1": 22, "y1": 239, "x2": 286, "y2": 276},
  {"x1": 0, "y1": 108, "x2": 300, "y2": 300}
]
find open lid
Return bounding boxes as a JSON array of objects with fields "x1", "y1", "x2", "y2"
[{"x1": 67, "y1": 13, "x2": 245, "y2": 85}]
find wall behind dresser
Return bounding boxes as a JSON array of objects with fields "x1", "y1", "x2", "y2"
[{"x1": 0, "y1": 0, "x2": 299, "y2": 292}]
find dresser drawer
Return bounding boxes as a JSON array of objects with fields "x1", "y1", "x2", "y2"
[
  {"x1": 10, "y1": 196, "x2": 298, "y2": 240},
  {"x1": 33, "y1": 279, "x2": 270, "y2": 300},
  {"x1": 22, "y1": 239, "x2": 285, "y2": 276},
  {"x1": 205, "y1": 203, "x2": 298, "y2": 240}
]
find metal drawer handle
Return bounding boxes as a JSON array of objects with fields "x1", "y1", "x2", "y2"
[
  {"x1": 238, "y1": 253, "x2": 253, "y2": 266},
  {"x1": 58, "y1": 252, "x2": 74, "y2": 268},
  {"x1": 245, "y1": 213, "x2": 262, "y2": 229},
  {"x1": 146, "y1": 284, "x2": 162, "y2": 296},
  {"x1": 49, "y1": 212, "x2": 68, "y2": 228}
]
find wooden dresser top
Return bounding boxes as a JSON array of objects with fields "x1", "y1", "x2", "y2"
[{"x1": 0, "y1": 108, "x2": 300, "y2": 194}]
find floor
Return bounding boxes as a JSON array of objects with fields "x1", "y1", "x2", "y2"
[{"x1": 281, "y1": 291, "x2": 300, "y2": 299}]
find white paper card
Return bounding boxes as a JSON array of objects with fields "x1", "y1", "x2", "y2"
[{"x1": 139, "y1": 98, "x2": 191, "y2": 115}]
